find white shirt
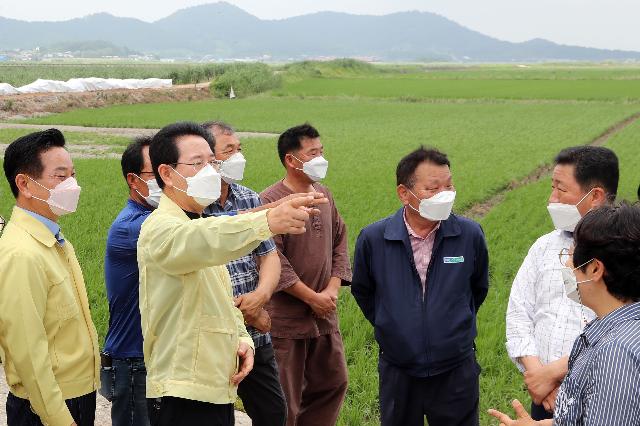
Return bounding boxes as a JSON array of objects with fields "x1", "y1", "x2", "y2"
[{"x1": 506, "y1": 229, "x2": 596, "y2": 372}]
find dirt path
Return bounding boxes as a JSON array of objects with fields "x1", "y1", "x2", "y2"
[
  {"x1": 0, "y1": 370, "x2": 252, "y2": 425},
  {"x1": 464, "y1": 111, "x2": 640, "y2": 220},
  {"x1": 0, "y1": 142, "x2": 122, "y2": 159},
  {"x1": 0, "y1": 122, "x2": 279, "y2": 139},
  {"x1": 0, "y1": 85, "x2": 214, "y2": 121}
]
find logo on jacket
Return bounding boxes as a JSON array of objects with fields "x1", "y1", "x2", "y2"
[{"x1": 443, "y1": 256, "x2": 464, "y2": 264}]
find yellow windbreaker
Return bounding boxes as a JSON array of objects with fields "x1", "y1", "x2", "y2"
[
  {"x1": 0, "y1": 207, "x2": 100, "y2": 426},
  {"x1": 138, "y1": 195, "x2": 272, "y2": 403}
]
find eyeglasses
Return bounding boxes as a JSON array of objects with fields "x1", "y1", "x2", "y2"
[
  {"x1": 139, "y1": 170, "x2": 156, "y2": 176},
  {"x1": 171, "y1": 159, "x2": 222, "y2": 172},
  {"x1": 0, "y1": 215, "x2": 5, "y2": 234},
  {"x1": 558, "y1": 247, "x2": 573, "y2": 266}
]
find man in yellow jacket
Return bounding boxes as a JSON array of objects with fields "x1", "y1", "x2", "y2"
[
  {"x1": 0, "y1": 129, "x2": 100, "y2": 426},
  {"x1": 139, "y1": 122, "x2": 319, "y2": 426}
]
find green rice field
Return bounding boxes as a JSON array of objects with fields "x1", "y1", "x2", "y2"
[{"x1": 2, "y1": 62, "x2": 640, "y2": 425}]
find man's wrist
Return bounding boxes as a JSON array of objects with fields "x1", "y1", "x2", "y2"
[
  {"x1": 518, "y1": 355, "x2": 542, "y2": 372},
  {"x1": 253, "y1": 287, "x2": 270, "y2": 306},
  {"x1": 548, "y1": 359, "x2": 566, "y2": 383},
  {"x1": 302, "y1": 290, "x2": 317, "y2": 306}
]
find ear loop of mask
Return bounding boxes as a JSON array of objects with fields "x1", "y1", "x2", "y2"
[
  {"x1": 576, "y1": 188, "x2": 595, "y2": 207},
  {"x1": 25, "y1": 175, "x2": 52, "y2": 206},
  {"x1": 169, "y1": 167, "x2": 190, "y2": 195},
  {"x1": 290, "y1": 154, "x2": 306, "y2": 173},
  {"x1": 406, "y1": 188, "x2": 423, "y2": 214},
  {"x1": 132, "y1": 173, "x2": 149, "y2": 199},
  {"x1": 572, "y1": 257, "x2": 595, "y2": 326}
]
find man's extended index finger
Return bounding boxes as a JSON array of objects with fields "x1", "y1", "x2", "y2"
[
  {"x1": 487, "y1": 409, "x2": 511, "y2": 423},
  {"x1": 288, "y1": 195, "x2": 316, "y2": 209}
]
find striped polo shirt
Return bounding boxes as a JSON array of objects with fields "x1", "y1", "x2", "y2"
[{"x1": 554, "y1": 302, "x2": 640, "y2": 425}]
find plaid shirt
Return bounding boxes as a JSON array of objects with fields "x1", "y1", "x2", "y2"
[
  {"x1": 506, "y1": 229, "x2": 595, "y2": 371},
  {"x1": 203, "y1": 183, "x2": 276, "y2": 348}
]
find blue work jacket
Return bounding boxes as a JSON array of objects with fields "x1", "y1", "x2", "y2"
[{"x1": 352, "y1": 208, "x2": 489, "y2": 376}]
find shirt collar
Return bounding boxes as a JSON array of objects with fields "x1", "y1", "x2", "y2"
[
  {"x1": 582, "y1": 302, "x2": 640, "y2": 346},
  {"x1": 204, "y1": 183, "x2": 239, "y2": 214},
  {"x1": 219, "y1": 183, "x2": 238, "y2": 209},
  {"x1": 127, "y1": 198, "x2": 153, "y2": 212},
  {"x1": 385, "y1": 207, "x2": 460, "y2": 241},
  {"x1": 18, "y1": 207, "x2": 64, "y2": 244},
  {"x1": 181, "y1": 209, "x2": 202, "y2": 220},
  {"x1": 402, "y1": 207, "x2": 440, "y2": 240}
]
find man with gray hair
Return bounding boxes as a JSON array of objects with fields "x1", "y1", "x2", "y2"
[{"x1": 202, "y1": 121, "x2": 287, "y2": 426}]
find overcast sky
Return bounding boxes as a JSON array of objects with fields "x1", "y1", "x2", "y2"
[{"x1": 1, "y1": 0, "x2": 637, "y2": 51}]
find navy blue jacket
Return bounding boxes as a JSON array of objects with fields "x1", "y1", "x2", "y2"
[{"x1": 351, "y1": 208, "x2": 489, "y2": 377}]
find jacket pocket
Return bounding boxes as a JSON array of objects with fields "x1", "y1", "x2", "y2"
[
  {"x1": 49, "y1": 273, "x2": 82, "y2": 371},
  {"x1": 374, "y1": 301, "x2": 418, "y2": 366},
  {"x1": 194, "y1": 316, "x2": 238, "y2": 387},
  {"x1": 56, "y1": 302, "x2": 79, "y2": 321},
  {"x1": 48, "y1": 269, "x2": 80, "y2": 322}
]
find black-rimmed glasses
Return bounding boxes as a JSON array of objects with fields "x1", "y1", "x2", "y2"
[{"x1": 171, "y1": 159, "x2": 222, "y2": 172}]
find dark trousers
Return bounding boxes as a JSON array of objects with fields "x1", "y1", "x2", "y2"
[
  {"x1": 147, "y1": 396, "x2": 234, "y2": 426},
  {"x1": 272, "y1": 332, "x2": 348, "y2": 426},
  {"x1": 531, "y1": 402, "x2": 554, "y2": 421},
  {"x1": 6, "y1": 391, "x2": 96, "y2": 426},
  {"x1": 379, "y1": 355, "x2": 480, "y2": 426},
  {"x1": 100, "y1": 357, "x2": 150, "y2": 426},
  {"x1": 237, "y1": 343, "x2": 287, "y2": 426}
]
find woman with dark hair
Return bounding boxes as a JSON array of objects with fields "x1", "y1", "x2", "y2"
[{"x1": 489, "y1": 202, "x2": 640, "y2": 425}]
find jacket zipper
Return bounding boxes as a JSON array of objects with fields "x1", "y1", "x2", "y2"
[{"x1": 423, "y1": 236, "x2": 442, "y2": 375}]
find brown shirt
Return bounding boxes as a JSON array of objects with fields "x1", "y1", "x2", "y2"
[{"x1": 260, "y1": 181, "x2": 352, "y2": 339}]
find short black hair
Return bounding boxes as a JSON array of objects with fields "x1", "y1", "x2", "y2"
[
  {"x1": 3, "y1": 128, "x2": 66, "y2": 198},
  {"x1": 277, "y1": 123, "x2": 320, "y2": 165},
  {"x1": 396, "y1": 146, "x2": 451, "y2": 188},
  {"x1": 149, "y1": 122, "x2": 214, "y2": 189},
  {"x1": 554, "y1": 146, "x2": 619, "y2": 200},
  {"x1": 121, "y1": 135, "x2": 152, "y2": 180},
  {"x1": 573, "y1": 202, "x2": 640, "y2": 302}
]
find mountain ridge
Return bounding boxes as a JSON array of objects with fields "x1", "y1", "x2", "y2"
[{"x1": 1, "y1": 2, "x2": 639, "y2": 61}]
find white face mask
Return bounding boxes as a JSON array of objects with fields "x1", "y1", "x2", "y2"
[
  {"x1": 172, "y1": 164, "x2": 221, "y2": 207},
  {"x1": 408, "y1": 189, "x2": 456, "y2": 221},
  {"x1": 293, "y1": 154, "x2": 329, "y2": 182},
  {"x1": 547, "y1": 188, "x2": 594, "y2": 232},
  {"x1": 29, "y1": 176, "x2": 81, "y2": 216},
  {"x1": 134, "y1": 175, "x2": 161, "y2": 208},
  {"x1": 561, "y1": 259, "x2": 594, "y2": 304},
  {"x1": 220, "y1": 152, "x2": 246, "y2": 184}
]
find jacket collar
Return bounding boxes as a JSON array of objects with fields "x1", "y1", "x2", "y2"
[
  {"x1": 127, "y1": 198, "x2": 153, "y2": 213},
  {"x1": 10, "y1": 206, "x2": 58, "y2": 248},
  {"x1": 384, "y1": 207, "x2": 461, "y2": 242},
  {"x1": 157, "y1": 193, "x2": 196, "y2": 221}
]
